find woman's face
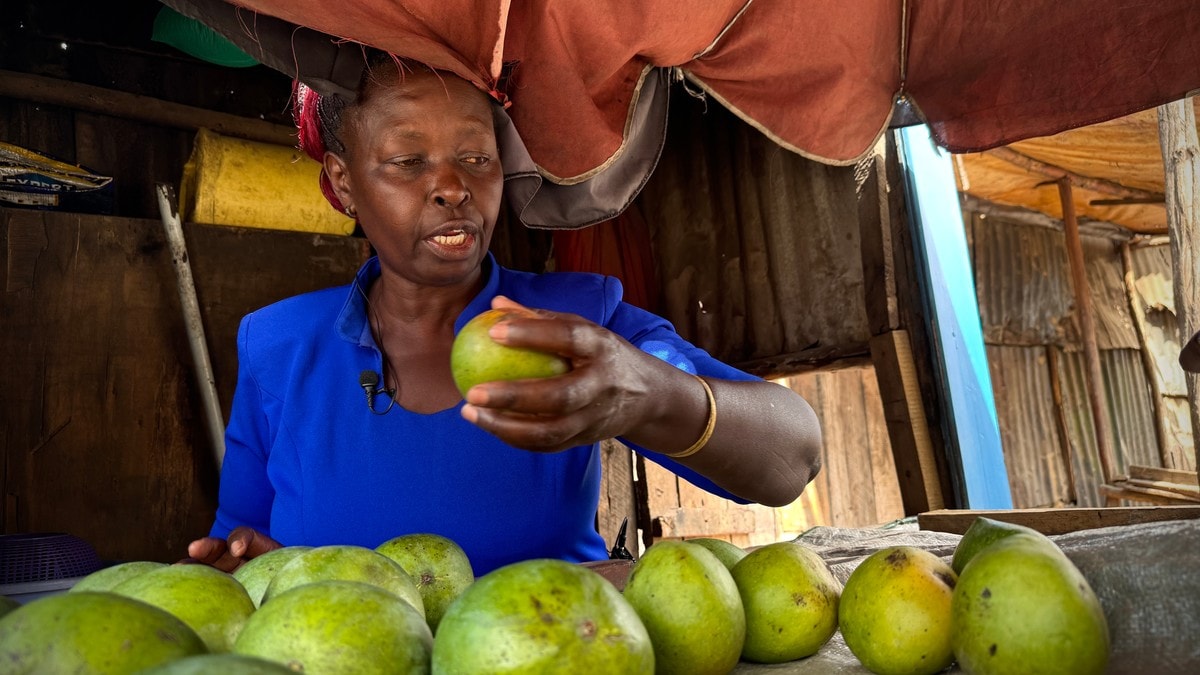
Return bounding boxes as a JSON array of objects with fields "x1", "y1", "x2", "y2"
[{"x1": 327, "y1": 69, "x2": 504, "y2": 289}]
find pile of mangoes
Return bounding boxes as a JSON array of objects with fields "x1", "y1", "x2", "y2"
[{"x1": 0, "y1": 519, "x2": 1109, "y2": 674}]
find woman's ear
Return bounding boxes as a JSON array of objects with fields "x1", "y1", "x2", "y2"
[{"x1": 323, "y1": 151, "x2": 353, "y2": 208}]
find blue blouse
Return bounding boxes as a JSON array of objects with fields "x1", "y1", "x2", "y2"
[{"x1": 212, "y1": 253, "x2": 754, "y2": 575}]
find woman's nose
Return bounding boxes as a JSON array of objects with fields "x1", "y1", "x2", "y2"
[{"x1": 431, "y1": 166, "x2": 470, "y2": 208}]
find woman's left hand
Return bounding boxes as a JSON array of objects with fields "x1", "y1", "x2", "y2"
[{"x1": 460, "y1": 296, "x2": 667, "y2": 452}]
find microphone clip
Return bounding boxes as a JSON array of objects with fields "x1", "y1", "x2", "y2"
[{"x1": 359, "y1": 370, "x2": 396, "y2": 415}]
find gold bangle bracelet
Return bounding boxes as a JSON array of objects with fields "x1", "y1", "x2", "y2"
[{"x1": 664, "y1": 375, "x2": 716, "y2": 459}]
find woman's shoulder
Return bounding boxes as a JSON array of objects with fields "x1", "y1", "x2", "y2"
[
  {"x1": 497, "y1": 266, "x2": 618, "y2": 319},
  {"x1": 238, "y1": 284, "x2": 350, "y2": 347}
]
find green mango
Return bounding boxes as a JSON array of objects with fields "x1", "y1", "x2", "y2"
[
  {"x1": 623, "y1": 541, "x2": 745, "y2": 675},
  {"x1": 686, "y1": 537, "x2": 748, "y2": 571},
  {"x1": 951, "y1": 517, "x2": 1051, "y2": 574},
  {"x1": 952, "y1": 533, "x2": 1109, "y2": 675},
  {"x1": 263, "y1": 545, "x2": 423, "y2": 618},
  {"x1": 232, "y1": 546, "x2": 312, "y2": 607},
  {"x1": 376, "y1": 533, "x2": 474, "y2": 633},
  {"x1": 0, "y1": 591, "x2": 206, "y2": 673},
  {"x1": 731, "y1": 541, "x2": 841, "y2": 663},
  {"x1": 433, "y1": 558, "x2": 653, "y2": 674},
  {"x1": 70, "y1": 560, "x2": 167, "y2": 593},
  {"x1": 839, "y1": 545, "x2": 957, "y2": 675},
  {"x1": 235, "y1": 580, "x2": 431, "y2": 674},
  {"x1": 111, "y1": 563, "x2": 255, "y2": 653}
]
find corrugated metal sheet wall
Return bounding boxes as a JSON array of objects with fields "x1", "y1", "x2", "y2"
[
  {"x1": 635, "y1": 100, "x2": 870, "y2": 366},
  {"x1": 969, "y1": 209, "x2": 1188, "y2": 507}
]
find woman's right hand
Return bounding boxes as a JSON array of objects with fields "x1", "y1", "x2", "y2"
[{"x1": 181, "y1": 526, "x2": 282, "y2": 573}]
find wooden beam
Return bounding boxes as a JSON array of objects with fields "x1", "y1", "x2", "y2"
[
  {"x1": 1120, "y1": 241, "x2": 1172, "y2": 465},
  {"x1": 858, "y1": 136, "x2": 953, "y2": 513},
  {"x1": 1099, "y1": 483, "x2": 1200, "y2": 506},
  {"x1": 1045, "y1": 346, "x2": 1079, "y2": 505},
  {"x1": 734, "y1": 344, "x2": 871, "y2": 379},
  {"x1": 989, "y1": 146, "x2": 1164, "y2": 202},
  {"x1": 1156, "y1": 99, "x2": 1200, "y2": 472},
  {"x1": 917, "y1": 505, "x2": 1200, "y2": 536},
  {"x1": 651, "y1": 506, "x2": 757, "y2": 539},
  {"x1": 1129, "y1": 464, "x2": 1198, "y2": 487},
  {"x1": 0, "y1": 69, "x2": 296, "y2": 147},
  {"x1": 1056, "y1": 178, "x2": 1118, "y2": 485},
  {"x1": 870, "y1": 330, "x2": 945, "y2": 513}
]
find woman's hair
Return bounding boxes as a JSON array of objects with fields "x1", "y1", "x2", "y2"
[{"x1": 293, "y1": 54, "x2": 438, "y2": 212}]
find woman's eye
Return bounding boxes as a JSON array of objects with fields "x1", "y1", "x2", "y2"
[
  {"x1": 463, "y1": 155, "x2": 490, "y2": 166},
  {"x1": 391, "y1": 157, "x2": 423, "y2": 168}
]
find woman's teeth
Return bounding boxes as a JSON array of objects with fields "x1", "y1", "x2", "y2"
[{"x1": 433, "y1": 231, "x2": 468, "y2": 246}]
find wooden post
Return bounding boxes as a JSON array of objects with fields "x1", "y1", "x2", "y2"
[
  {"x1": 1056, "y1": 178, "x2": 1117, "y2": 484},
  {"x1": 858, "y1": 137, "x2": 951, "y2": 513},
  {"x1": 1157, "y1": 100, "x2": 1200, "y2": 473}
]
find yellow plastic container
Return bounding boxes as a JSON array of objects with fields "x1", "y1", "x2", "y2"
[{"x1": 180, "y1": 128, "x2": 354, "y2": 235}]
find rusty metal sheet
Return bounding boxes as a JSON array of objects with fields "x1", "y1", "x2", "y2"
[
  {"x1": 968, "y1": 212, "x2": 1137, "y2": 350},
  {"x1": 1129, "y1": 244, "x2": 1188, "y2": 397},
  {"x1": 1055, "y1": 348, "x2": 1163, "y2": 506},
  {"x1": 638, "y1": 101, "x2": 869, "y2": 365},
  {"x1": 969, "y1": 212, "x2": 1075, "y2": 346},
  {"x1": 985, "y1": 345, "x2": 1071, "y2": 508}
]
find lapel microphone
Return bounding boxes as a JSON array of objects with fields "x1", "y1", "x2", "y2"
[{"x1": 359, "y1": 370, "x2": 396, "y2": 415}]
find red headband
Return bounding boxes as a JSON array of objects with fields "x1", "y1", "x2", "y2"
[{"x1": 293, "y1": 81, "x2": 345, "y2": 214}]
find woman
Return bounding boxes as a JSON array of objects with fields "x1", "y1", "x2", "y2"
[{"x1": 187, "y1": 56, "x2": 822, "y2": 575}]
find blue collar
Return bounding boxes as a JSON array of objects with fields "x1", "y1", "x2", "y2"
[{"x1": 334, "y1": 252, "x2": 502, "y2": 348}]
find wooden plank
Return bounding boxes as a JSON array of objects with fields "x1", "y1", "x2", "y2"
[
  {"x1": 735, "y1": 346, "x2": 870, "y2": 380},
  {"x1": 837, "y1": 372, "x2": 878, "y2": 526},
  {"x1": 652, "y1": 506, "x2": 756, "y2": 539},
  {"x1": 1156, "y1": 100, "x2": 1200, "y2": 472},
  {"x1": 74, "y1": 112, "x2": 192, "y2": 219},
  {"x1": 0, "y1": 98, "x2": 77, "y2": 163},
  {"x1": 870, "y1": 330, "x2": 945, "y2": 513},
  {"x1": 862, "y1": 367, "x2": 906, "y2": 524},
  {"x1": 1120, "y1": 242, "x2": 1171, "y2": 462},
  {"x1": 858, "y1": 140, "x2": 901, "y2": 335},
  {"x1": 918, "y1": 505, "x2": 1200, "y2": 535},
  {"x1": 0, "y1": 209, "x2": 367, "y2": 563},
  {"x1": 597, "y1": 439, "x2": 637, "y2": 553},
  {"x1": 1099, "y1": 484, "x2": 1200, "y2": 506},
  {"x1": 1128, "y1": 464, "x2": 1198, "y2": 487},
  {"x1": 1122, "y1": 478, "x2": 1199, "y2": 498},
  {"x1": 1045, "y1": 346, "x2": 1079, "y2": 505}
]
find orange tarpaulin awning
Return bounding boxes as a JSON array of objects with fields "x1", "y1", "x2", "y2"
[{"x1": 164, "y1": 0, "x2": 1200, "y2": 229}]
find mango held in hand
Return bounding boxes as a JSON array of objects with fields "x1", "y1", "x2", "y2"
[
  {"x1": 433, "y1": 558, "x2": 654, "y2": 674},
  {"x1": 450, "y1": 307, "x2": 569, "y2": 397},
  {"x1": 838, "y1": 546, "x2": 957, "y2": 675},
  {"x1": 952, "y1": 532, "x2": 1109, "y2": 675},
  {"x1": 623, "y1": 541, "x2": 746, "y2": 675},
  {"x1": 731, "y1": 541, "x2": 841, "y2": 663}
]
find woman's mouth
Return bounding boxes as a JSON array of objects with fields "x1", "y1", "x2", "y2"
[{"x1": 432, "y1": 231, "x2": 469, "y2": 247}]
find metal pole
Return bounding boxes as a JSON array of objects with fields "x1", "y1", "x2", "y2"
[
  {"x1": 1056, "y1": 177, "x2": 1117, "y2": 484},
  {"x1": 156, "y1": 183, "x2": 226, "y2": 471}
]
